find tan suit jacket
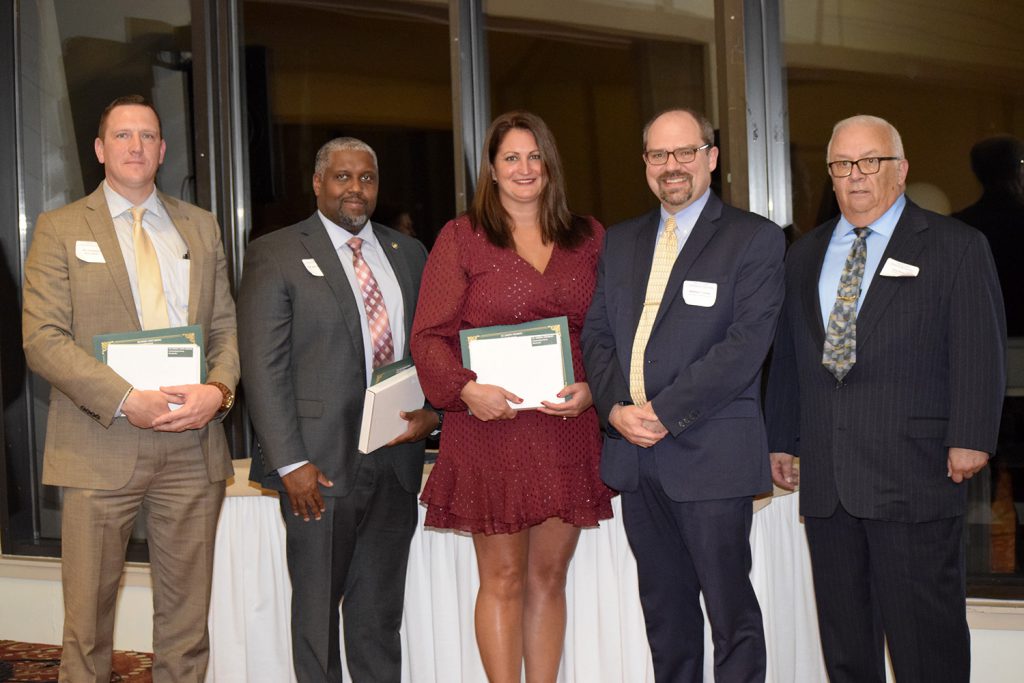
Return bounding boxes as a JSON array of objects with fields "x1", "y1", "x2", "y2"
[{"x1": 23, "y1": 184, "x2": 239, "y2": 489}]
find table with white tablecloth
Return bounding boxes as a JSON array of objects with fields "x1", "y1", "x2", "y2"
[{"x1": 206, "y1": 465, "x2": 826, "y2": 682}]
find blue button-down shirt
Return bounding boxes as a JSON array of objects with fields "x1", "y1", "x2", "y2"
[
  {"x1": 818, "y1": 194, "x2": 906, "y2": 327},
  {"x1": 656, "y1": 188, "x2": 712, "y2": 260}
]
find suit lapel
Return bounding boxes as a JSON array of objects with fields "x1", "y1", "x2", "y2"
[
  {"x1": 802, "y1": 221, "x2": 835, "y2": 346},
  {"x1": 855, "y1": 201, "x2": 928, "y2": 349},
  {"x1": 84, "y1": 187, "x2": 141, "y2": 329},
  {"x1": 374, "y1": 224, "x2": 416, "y2": 350},
  {"x1": 300, "y1": 216, "x2": 366, "y2": 363},
  {"x1": 161, "y1": 192, "x2": 203, "y2": 325},
  {"x1": 652, "y1": 194, "x2": 721, "y2": 331}
]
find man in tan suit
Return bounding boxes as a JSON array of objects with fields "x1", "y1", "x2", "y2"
[{"x1": 22, "y1": 95, "x2": 239, "y2": 683}]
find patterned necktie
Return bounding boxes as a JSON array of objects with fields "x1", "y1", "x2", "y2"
[
  {"x1": 347, "y1": 237, "x2": 394, "y2": 368},
  {"x1": 822, "y1": 227, "x2": 871, "y2": 380},
  {"x1": 131, "y1": 206, "x2": 170, "y2": 330},
  {"x1": 629, "y1": 216, "x2": 678, "y2": 406}
]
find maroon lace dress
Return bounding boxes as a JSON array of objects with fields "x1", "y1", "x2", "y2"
[{"x1": 411, "y1": 215, "x2": 614, "y2": 534}]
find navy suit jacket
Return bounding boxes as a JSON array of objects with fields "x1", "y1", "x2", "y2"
[
  {"x1": 764, "y1": 200, "x2": 1006, "y2": 522},
  {"x1": 582, "y1": 192, "x2": 785, "y2": 501}
]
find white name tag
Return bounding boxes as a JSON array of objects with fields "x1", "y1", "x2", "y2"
[
  {"x1": 879, "y1": 258, "x2": 919, "y2": 278},
  {"x1": 682, "y1": 280, "x2": 717, "y2": 307},
  {"x1": 75, "y1": 241, "x2": 105, "y2": 263},
  {"x1": 302, "y1": 258, "x2": 324, "y2": 277}
]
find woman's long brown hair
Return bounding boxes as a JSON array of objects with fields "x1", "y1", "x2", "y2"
[{"x1": 468, "y1": 111, "x2": 591, "y2": 249}]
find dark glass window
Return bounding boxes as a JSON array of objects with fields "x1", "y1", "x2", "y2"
[
  {"x1": 243, "y1": 1, "x2": 455, "y2": 248},
  {"x1": 4, "y1": 0, "x2": 197, "y2": 557},
  {"x1": 783, "y1": 0, "x2": 1024, "y2": 595}
]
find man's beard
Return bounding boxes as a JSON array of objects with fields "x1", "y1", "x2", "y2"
[
  {"x1": 336, "y1": 212, "x2": 368, "y2": 233},
  {"x1": 658, "y1": 171, "x2": 693, "y2": 207}
]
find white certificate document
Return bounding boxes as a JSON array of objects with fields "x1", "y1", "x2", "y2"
[
  {"x1": 460, "y1": 317, "x2": 574, "y2": 410},
  {"x1": 358, "y1": 365, "x2": 425, "y2": 454},
  {"x1": 106, "y1": 343, "x2": 202, "y2": 411}
]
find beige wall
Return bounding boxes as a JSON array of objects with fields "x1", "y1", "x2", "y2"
[
  {"x1": 0, "y1": 559, "x2": 154, "y2": 652},
  {"x1": 2, "y1": 560, "x2": 1024, "y2": 680}
]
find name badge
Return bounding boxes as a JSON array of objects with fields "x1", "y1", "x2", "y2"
[
  {"x1": 302, "y1": 258, "x2": 324, "y2": 277},
  {"x1": 75, "y1": 241, "x2": 105, "y2": 263},
  {"x1": 879, "y1": 258, "x2": 919, "y2": 277},
  {"x1": 682, "y1": 280, "x2": 717, "y2": 307}
]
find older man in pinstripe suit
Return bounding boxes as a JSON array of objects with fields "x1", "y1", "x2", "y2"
[{"x1": 765, "y1": 115, "x2": 1006, "y2": 682}]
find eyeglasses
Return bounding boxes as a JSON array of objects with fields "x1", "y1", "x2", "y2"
[
  {"x1": 643, "y1": 143, "x2": 712, "y2": 165},
  {"x1": 827, "y1": 156, "x2": 901, "y2": 177}
]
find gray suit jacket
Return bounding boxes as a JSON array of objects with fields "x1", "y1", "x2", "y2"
[
  {"x1": 23, "y1": 184, "x2": 239, "y2": 489},
  {"x1": 239, "y1": 214, "x2": 428, "y2": 495}
]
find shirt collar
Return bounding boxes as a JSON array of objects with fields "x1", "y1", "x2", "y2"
[
  {"x1": 318, "y1": 211, "x2": 379, "y2": 253},
  {"x1": 102, "y1": 180, "x2": 163, "y2": 221},
  {"x1": 660, "y1": 187, "x2": 712, "y2": 231},
  {"x1": 834, "y1": 193, "x2": 906, "y2": 240}
]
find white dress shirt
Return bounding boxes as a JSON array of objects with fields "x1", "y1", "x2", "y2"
[
  {"x1": 278, "y1": 214, "x2": 406, "y2": 477},
  {"x1": 104, "y1": 181, "x2": 190, "y2": 327},
  {"x1": 321, "y1": 212, "x2": 406, "y2": 379}
]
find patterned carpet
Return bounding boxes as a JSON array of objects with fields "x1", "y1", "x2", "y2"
[{"x1": 0, "y1": 640, "x2": 152, "y2": 682}]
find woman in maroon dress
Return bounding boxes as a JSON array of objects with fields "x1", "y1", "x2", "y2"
[{"x1": 411, "y1": 111, "x2": 614, "y2": 682}]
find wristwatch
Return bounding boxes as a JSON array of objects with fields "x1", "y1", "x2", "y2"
[
  {"x1": 429, "y1": 410, "x2": 443, "y2": 438},
  {"x1": 207, "y1": 381, "x2": 235, "y2": 414}
]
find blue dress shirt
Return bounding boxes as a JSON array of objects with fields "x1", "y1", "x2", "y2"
[
  {"x1": 818, "y1": 194, "x2": 906, "y2": 327},
  {"x1": 656, "y1": 188, "x2": 712, "y2": 260}
]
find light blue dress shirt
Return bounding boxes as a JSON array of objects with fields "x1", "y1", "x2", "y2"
[
  {"x1": 818, "y1": 194, "x2": 906, "y2": 327},
  {"x1": 655, "y1": 188, "x2": 712, "y2": 260}
]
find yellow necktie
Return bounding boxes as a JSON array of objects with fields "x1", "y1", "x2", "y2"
[
  {"x1": 629, "y1": 216, "x2": 678, "y2": 406},
  {"x1": 131, "y1": 206, "x2": 170, "y2": 329}
]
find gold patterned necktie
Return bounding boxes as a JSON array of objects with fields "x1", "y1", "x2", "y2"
[
  {"x1": 821, "y1": 227, "x2": 871, "y2": 380},
  {"x1": 131, "y1": 206, "x2": 170, "y2": 330},
  {"x1": 629, "y1": 216, "x2": 678, "y2": 406},
  {"x1": 347, "y1": 237, "x2": 395, "y2": 368}
]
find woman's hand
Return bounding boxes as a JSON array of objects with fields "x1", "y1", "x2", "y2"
[
  {"x1": 538, "y1": 382, "x2": 593, "y2": 419},
  {"x1": 460, "y1": 380, "x2": 521, "y2": 421}
]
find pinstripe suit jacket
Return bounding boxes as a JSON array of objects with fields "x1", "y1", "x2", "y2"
[{"x1": 765, "y1": 199, "x2": 1006, "y2": 522}]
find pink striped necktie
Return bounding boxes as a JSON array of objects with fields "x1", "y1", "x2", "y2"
[{"x1": 347, "y1": 237, "x2": 394, "y2": 368}]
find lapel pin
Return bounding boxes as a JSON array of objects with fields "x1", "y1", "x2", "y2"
[{"x1": 391, "y1": 242, "x2": 399, "y2": 249}]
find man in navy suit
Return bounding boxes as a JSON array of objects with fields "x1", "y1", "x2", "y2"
[
  {"x1": 765, "y1": 115, "x2": 1006, "y2": 682},
  {"x1": 582, "y1": 108, "x2": 785, "y2": 682}
]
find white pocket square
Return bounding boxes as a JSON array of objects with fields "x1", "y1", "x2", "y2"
[
  {"x1": 302, "y1": 258, "x2": 324, "y2": 277},
  {"x1": 879, "y1": 258, "x2": 919, "y2": 277}
]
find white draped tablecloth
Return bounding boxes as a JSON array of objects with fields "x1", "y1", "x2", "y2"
[{"x1": 206, "y1": 474, "x2": 826, "y2": 682}]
